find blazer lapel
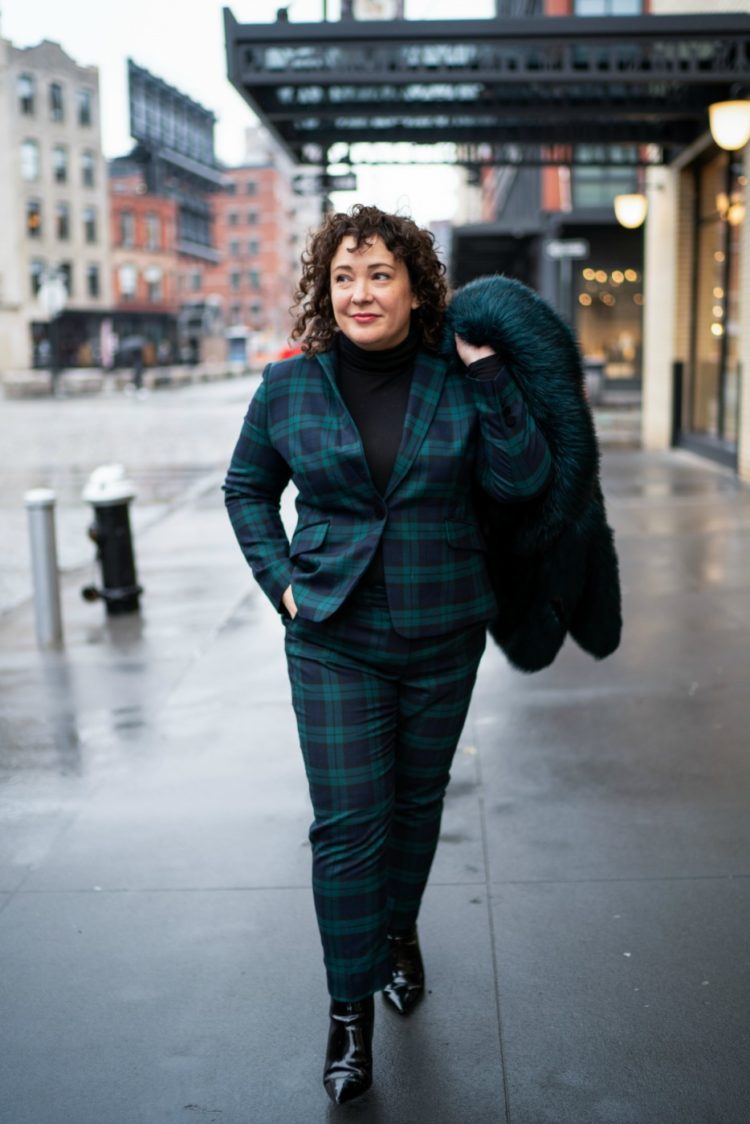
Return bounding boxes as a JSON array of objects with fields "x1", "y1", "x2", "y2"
[
  {"x1": 385, "y1": 349, "x2": 447, "y2": 499},
  {"x1": 316, "y1": 346, "x2": 448, "y2": 501},
  {"x1": 315, "y1": 349, "x2": 379, "y2": 496}
]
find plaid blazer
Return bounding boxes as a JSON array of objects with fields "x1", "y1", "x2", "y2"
[{"x1": 224, "y1": 346, "x2": 551, "y2": 639}]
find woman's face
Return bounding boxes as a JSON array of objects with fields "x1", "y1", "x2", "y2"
[{"x1": 329, "y1": 234, "x2": 419, "y2": 351}]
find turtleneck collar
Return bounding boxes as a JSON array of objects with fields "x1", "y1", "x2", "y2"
[{"x1": 336, "y1": 324, "x2": 421, "y2": 376}]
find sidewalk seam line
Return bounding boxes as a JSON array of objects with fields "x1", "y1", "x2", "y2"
[{"x1": 474, "y1": 709, "x2": 513, "y2": 1124}]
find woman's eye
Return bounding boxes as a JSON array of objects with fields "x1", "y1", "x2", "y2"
[{"x1": 373, "y1": 272, "x2": 391, "y2": 280}]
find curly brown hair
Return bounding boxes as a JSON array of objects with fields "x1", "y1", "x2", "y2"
[{"x1": 290, "y1": 204, "x2": 448, "y2": 355}]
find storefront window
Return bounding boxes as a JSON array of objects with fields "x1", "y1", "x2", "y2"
[
  {"x1": 689, "y1": 151, "x2": 744, "y2": 450},
  {"x1": 571, "y1": 227, "x2": 642, "y2": 382}
]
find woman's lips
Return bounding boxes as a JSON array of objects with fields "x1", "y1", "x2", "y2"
[{"x1": 352, "y1": 314, "x2": 379, "y2": 323}]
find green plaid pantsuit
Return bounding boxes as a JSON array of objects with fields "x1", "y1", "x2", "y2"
[{"x1": 224, "y1": 346, "x2": 551, "y2": 1001}]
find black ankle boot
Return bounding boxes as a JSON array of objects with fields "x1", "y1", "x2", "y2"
[
  {"x1": 382, "y1": 924, "x2": 425, "y2": 1016},
  {"x1": 323, "y1": 995, "x2": 374, "y2": 1105}
]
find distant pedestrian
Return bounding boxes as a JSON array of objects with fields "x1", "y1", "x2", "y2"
[
  {"x1": 132, "y1": 348, "x2": 144, "y2": 391},
  {"x1": 224, "y1": 204, "x2": 618, "y2": 1106}
]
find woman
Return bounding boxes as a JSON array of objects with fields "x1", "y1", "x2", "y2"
[{"x1": 223, "y1": 204, "x2": 552, "y2": 1105}]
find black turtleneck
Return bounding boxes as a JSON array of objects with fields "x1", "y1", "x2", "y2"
[{"x1": 336, "y1": 327, "x2": 420, "y2": 584}]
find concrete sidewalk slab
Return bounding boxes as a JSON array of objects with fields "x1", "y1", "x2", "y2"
[{"x1": 1, "y1": 447, "x2": 749, "y2": 1123}]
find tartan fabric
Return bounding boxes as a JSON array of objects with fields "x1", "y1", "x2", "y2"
[
  {"x1": 284, "y1": 585, "x2": 486, "y2": 1001},
  {"x1": 223, "y1": 346, "x2": 551, "y2": 638}
]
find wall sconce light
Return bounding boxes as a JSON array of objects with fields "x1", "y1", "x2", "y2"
[
  {"x1": 715, "y1": 190, "x2": 746, "y2": 226},
  {"x1": 709, "y1": 100, "x2": 750, "y2": 152},
  {"x1": 614, "y1": 193, "x2": 648, "y2": 229}
]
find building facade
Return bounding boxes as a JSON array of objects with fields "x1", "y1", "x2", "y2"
[
  {"x1": 642, "y1": 0, "x2": 750, "y2": 481},
  {"x1": 0, "y1": 35, "x2": 112, "y2": 371},
  {"x1": 196, "y1": 127, "x2": 322, "y2": 362},
  {"x1": 108, "y1": 163, "x2": 180, "y2": 364}
]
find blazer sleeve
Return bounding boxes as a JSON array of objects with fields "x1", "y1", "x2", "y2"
[
  {"x1": 223, "y1": 370, "x2": 293, "y2": 611},
  {"x1": 466, "y1": 359, "x2": 553, "y2": 502}
]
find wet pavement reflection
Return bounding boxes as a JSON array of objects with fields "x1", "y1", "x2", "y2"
[{"x1": 1, "y1": 434, "x2": 749, "y2": 1122}]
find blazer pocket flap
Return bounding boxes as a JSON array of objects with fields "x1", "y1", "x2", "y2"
[
  {"x1": 445, "y1": 520, "x2": 486, "y2": 551},
  {"x1": 290, "y1": 520, "x2": 329, "y2": 557}
]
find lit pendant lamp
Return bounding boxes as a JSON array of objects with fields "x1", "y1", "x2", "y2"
[
  {"x1": 709, "y1": 100, "x2": 750, "y2": 152},
  {"x1": 614, "y1": 193, "x2": 648, "y2": 229}
]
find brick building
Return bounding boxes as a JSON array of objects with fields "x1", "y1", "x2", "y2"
[
  {"x1": 196, "y1": 128, "x2": 321, "y2": 362},
  {"x1": 107, "y1": 164, "x2": 180, "y2": 364}
]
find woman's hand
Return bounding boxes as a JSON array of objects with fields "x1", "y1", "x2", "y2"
[
  {"x1": 282, "y1": 584, "x2": 298, "y2": 619},
  {"x1": 455, "y1": 334, "x2": 496, "y2": 367}
]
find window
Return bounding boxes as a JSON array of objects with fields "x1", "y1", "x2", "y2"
[
  {"x1": 247, "y1": 210, "x2": 258, "y2": 224},
  {"x1": 119, "y1": 263, "x2": 137, "y2": 299},
  {"x1": 248, "y1": 239, "x2": 260, "y2": 256},
  {"x1": 571, "y1": 146, "x2": 637, "y2": 209},
  {"x1": 119, "y1": 210, "x2": 134, "y2": 247},
  {"x1": 685, "y1": 151, "x2": 744, "y2": 448},
  {"x1": 78, "y1": 88, "x2": 93, "y2": 126},
  {"x1": 81, "y1": 150, "x2": 95, "y2": 188},
  {"x1": 30, "y1": 259, "x2": 46, "y2": 297},
  {"x1": 59, "y1": 262, "x2": 73, "y2": 296},
  {"x1": 86, "y1": 264, "x2": 100, "y2": 298},
  {"x1": 145, "y1": 212, "x2": 160, "y2": 250},
  {"x1": 230, "y1": 270, "x2": 241, "y2": 291},
  {"x1": 246, "y1": 181, "x2": 257, "y2": 196},
  {"x1": 49, "y1": 82, "x2": 64, "y2": 122},
  {"x1": 56, "y1": 202, "x2": 70, "y2": 241},
  {"x1": 249, "y1": 269, "x2": 260, "y2": 290},
  {"x1": 230, "y1": 303, "x2": 242, "y2": 325},
  {"x1": 145, "y1": 266, "x2": 162, "y2": 303},
  {"x1": 27, "y1": 199, "x2": 42, "y2": 238},
  {"x1": 53, "y1": 145, "x2": 68, "y2": 184},
  {"x1": 228, "y1": 210, "x2": 239, "y2": 226},
  {"x1": 230, "y1": 239, "x2": 240, "y2": 257},
  {"x1": 21, "y1": 139, "x2": 40, "y2": 182},
  {"x1": 575, "y1": 0, "x2": 640, "y2": 10},
  {"x1": 18, "y1": 74, "x2": 35, "y2": 115},
  {"x1": 224, "y1": 182, "x2": 237, "y2": 195},
  {"x1": 191, "y1": 270, "x2": 202, "y2": 291},
  {"x1": 83, "y1": 206, "x2": 97, "y2": 244}
]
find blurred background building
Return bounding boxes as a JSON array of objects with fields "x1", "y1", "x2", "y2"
[{"x1": 0, "y1": 33, "x2": 112, "y2": 372}]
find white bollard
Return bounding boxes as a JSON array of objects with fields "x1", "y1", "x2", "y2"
[{"x1": 24, "y1": 488, "x2": 64, "y2": 649}]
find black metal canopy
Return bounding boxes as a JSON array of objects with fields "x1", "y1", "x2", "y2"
[{"x1": 224, "y1": 10, "x2": 750, "y2": 166}]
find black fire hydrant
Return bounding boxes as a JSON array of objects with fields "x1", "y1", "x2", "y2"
[{"x1": 81, "y1": 465, "x2": 142, "y2": 614}]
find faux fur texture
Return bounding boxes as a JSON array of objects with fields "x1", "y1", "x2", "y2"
[{"x1": 445, "y1": 274, "x2": 622, "y2": 672}]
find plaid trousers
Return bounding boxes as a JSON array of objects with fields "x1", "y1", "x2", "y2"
[{"x1": 284, "y1": 584, "x2": 487, "y2": 1002}]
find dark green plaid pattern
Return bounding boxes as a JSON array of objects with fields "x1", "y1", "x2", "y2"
[
  {"x1": 224, "y1": 348, "x2": 551, "y2": 637},
  {"x1": 284, "y1": 585, "x2": 487, "y2": 1001}
]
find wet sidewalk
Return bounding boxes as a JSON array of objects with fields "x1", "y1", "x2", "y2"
[{"x1": 1, "y1": 448, "x2": 749, "y2": 1124}]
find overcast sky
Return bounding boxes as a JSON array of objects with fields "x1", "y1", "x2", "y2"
[{"x1": 3, "y1": 0, "x2": 495, "y2": 224}]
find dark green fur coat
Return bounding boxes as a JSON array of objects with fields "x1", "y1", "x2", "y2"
[{"x1": 445, "y1": 275, "x2": 622, "y2": 673}]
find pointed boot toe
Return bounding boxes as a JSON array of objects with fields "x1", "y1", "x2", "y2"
[
  {"x1": 382, "y1": 925, "x2": 425, "y2": 1017},
  {"x1": 323, "y1": 996, "x2": 374, "y2": 1104},
  {"x1": 323, "y1": 1071, "x2": 372, "y2": 1105}
]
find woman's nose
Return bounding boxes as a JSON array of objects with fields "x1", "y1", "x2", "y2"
[{"x1": 351, "y1": 278, "x2": 372, "y2": 303}]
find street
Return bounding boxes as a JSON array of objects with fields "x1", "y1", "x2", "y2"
[{"x1": 0, "y1": 376, "x2": 260, "y2": 616}]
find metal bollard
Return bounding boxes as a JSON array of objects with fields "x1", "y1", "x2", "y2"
[
  {"x1": 25, "y1": 488, "x2": 64, "y2": 649},
  {"x1": 81, "y1": 465, "x2": 142, "y2": 615}
]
